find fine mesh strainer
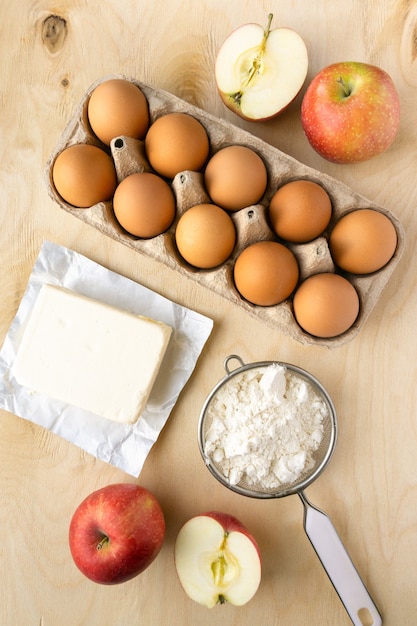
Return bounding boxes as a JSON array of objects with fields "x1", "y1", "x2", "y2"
[{"x1": 198, "y1": 355, "x2": 382, "y2": 626}]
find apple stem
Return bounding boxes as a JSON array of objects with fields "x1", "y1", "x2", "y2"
[
  {"x1": 264, "y1": 13, "x2": 273, "y2": 42},
  {"x1": 337, "y1": 77, "x2": 351, "y2": 98},
  {"x1": 244, "y1": 13, "x2": 273, "y2": 88},
  {"x1": 96, "y1": 535, "x2": 109, "y2": 550}
]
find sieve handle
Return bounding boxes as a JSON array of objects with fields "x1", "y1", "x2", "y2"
[
  {"x1": 223, "y1": 354, "x2": 245, "y2": 374},
  {"x1": 299, "y1": 492, "x2": 382, "y2": 626}
]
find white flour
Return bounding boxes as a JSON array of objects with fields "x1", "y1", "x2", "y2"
[{"x1": 204, "y1": 364, "x2": 328, "y2": 489}]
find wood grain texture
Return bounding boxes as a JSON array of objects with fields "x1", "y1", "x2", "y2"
[{"x1": 0, "y1": 1, "x2": 416, "y2": 625}]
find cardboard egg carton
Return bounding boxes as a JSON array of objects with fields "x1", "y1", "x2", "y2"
[{"x1": 44, "y1": 74, "x2": 405, "y2": 348}]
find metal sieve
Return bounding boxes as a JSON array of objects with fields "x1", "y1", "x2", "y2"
[{"x1": 198, "y1": 355, "x2": 382, "y2": 626}]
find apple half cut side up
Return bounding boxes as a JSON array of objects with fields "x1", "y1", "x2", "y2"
[
  {"x1": 215, "y1": 14, "x2": 308, "y2": 121},
  {"x1": 174, "y1": 514, "x2": 261, "y2": 608}
]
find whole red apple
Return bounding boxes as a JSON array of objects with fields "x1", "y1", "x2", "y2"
[
  {"x1": 174, "y1": 511, "x2": 261, "y2": 607},
  {"x1": 69, "y1": 483, "x2": 165, "y2": 584},
  {"x1": 301, "y1": 61, "x2": 400, "y2": 163}
]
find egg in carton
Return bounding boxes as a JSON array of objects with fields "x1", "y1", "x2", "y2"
[{"x1": 44, "y1": 74, "x2": 405, "y2": 348}]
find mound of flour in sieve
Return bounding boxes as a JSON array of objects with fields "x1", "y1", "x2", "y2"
[{"x1": 204, "y1": 364, "x2": 328, "y2": 489}]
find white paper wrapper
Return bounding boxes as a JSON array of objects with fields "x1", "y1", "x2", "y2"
[{"x1": 0, "y1": 241, "x2": 213, "y2": 476}]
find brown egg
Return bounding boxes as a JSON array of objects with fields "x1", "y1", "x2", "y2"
[
  {"x1": 293, "y1": 273, "x2": 360, "y2": 338},
  {"x1": 52, "y1": 144, "x2": 117, "y2": 208},
  {"x1": 175, "y1": 203, "x2": 236, "y2": 269},
  {"x1": 329, "y1": 208, "x2": 397, "y2": 274},
  {"x1": 113, "y1": 172, "x2": 175, "y2": 238},
  {"x1": 204, "y1": 145, "x2": 268, "y2": 211},
  {"x1": 145, "y1": 112, "x2": 210, "y2": 179},
  {"x1": 233, "y1": 240, "x2": 299, "y2": 306},
  {"x1": 87, "y1": 78, "x2": 150, "y2": 145},
  {"x1": 268, "y1": 180, "x2": 332, "y2": 243}
]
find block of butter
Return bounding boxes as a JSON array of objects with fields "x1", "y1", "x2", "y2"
[{"x1": 12, "y1": 283, "x2": 172, "y2": 424}]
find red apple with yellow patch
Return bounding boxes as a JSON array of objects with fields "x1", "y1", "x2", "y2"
[
  {"x1": 68, "y1": 483, "x2": 165, "y2": 584},
  {"x1": 301, "y1": 61, "x2": 400, "y2": 163}
]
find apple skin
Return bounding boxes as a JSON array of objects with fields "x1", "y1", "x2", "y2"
[
  {"x1": 174, "y1": 511, "x2": 262, "y2": 608},
  {"x1": 68, "y1": 483, "x2": 165, "y2": 585},
  {"x1": 204, "y1": 511, "x2": 262, "y2": 561},
  {"x1": 301, "y1": 61, "x2": 400, "y2": 163},
  {"x1": 215, "y1": 14, "x2": 308, "y2": 122}
]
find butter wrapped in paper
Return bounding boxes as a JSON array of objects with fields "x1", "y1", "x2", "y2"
[{"x1": 0, "y1": 241, "x2": 213, "y2": 476}]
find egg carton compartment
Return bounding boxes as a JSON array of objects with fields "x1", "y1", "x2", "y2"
[{"x1": 44, "y1": 74, "x2": 405, "y2": 348}]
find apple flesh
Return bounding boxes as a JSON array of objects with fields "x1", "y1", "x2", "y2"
[
  {"x1": 174, "y1": 511, "x2": 261, "y2": 607},
  {"x1": 68, "y1": 483, "x2": 165, "y2": 584},
  {"x1": 215, "y1": 13, "x2": 308, "y2": 121},
  {"x1": 301, "y1": 61, "x2": 400, "y2": 163}
]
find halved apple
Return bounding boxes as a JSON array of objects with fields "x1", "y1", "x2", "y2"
[
  {"x1": 174, "y1": 511, "x2": 261, "y2": 608},
  {"x1": 215, "y1": 13, "x2": 308, "y2": 121}
]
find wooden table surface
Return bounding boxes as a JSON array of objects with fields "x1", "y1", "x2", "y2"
[{"x1": 1, "y1": 2, "x2": 416, "y2": 625}]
